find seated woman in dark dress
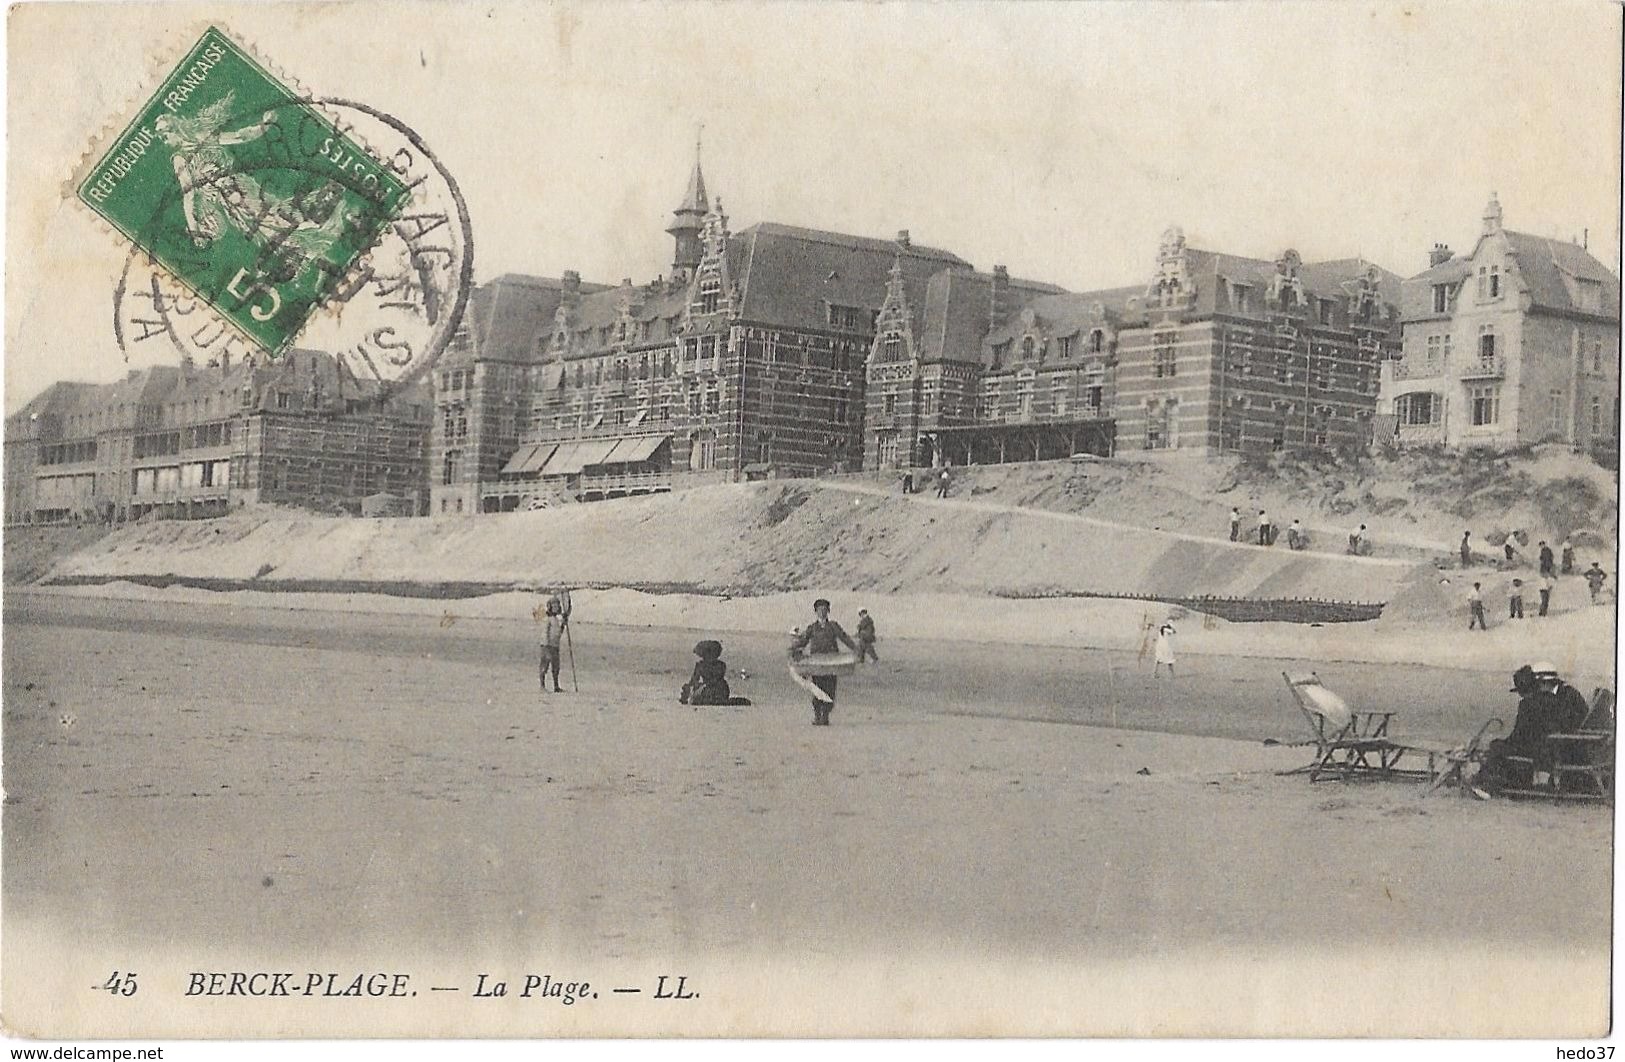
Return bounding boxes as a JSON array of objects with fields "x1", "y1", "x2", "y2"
[{"x1": 680, "y1": 641, "x2": 750, "y2": 706}]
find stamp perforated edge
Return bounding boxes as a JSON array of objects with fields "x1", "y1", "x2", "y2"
[{"x1": 66, "y1": 21, "x2": 420, "y2": 360}]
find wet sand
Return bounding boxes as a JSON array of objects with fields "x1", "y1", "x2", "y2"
[{"x1": 2, "y1": 593, "x2": 1612, "y2": 1036}]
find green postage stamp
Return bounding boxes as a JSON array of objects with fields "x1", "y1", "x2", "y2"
[{"x1": 77, "y1": 26, "x2": 410, "y2": 357}]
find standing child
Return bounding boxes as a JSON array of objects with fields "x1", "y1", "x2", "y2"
[
  {"x1": 1508, "y1": 579, "x2": 1524, "y2": 620},
  {"x1": 855, "y1": 609, "x2": 879, "y2": 663},
  {"x1": 1467, "y1": 582, "x2": 1488, "y2": 631},
  {"x1": 1538, "y1": 572, "x2": 1555, "y2": 617},
  {"x1": 1229, "y1": 508, "x2": 1241, "y2": 543},
  {"x1": 1153, "y1": 622, "x2": 1177, "y2": 679},
  {"x1": 538, "y1": 597, "x2": 566, "y2": 693},
  {"x1": 1561, "y1": 539, "x2": 1576, "y2": 575},
  {"x1": 1460, "y1": 531, "x2": 1473, "y2": 569}
]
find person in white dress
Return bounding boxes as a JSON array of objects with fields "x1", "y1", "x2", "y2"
[{"x1": 1153, "y1": 622, "x2": 1177, "y2": 679}]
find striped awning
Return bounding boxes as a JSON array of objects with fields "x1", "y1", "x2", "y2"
[
  {"x1": 574, "y1": 438, "x2": 621, "y2": 468},
  {"x1": 540, "y1": 441, "x2": 590, "y2": 475},
  {"x1": 601, "y1": 435, "x2": 668, "y2": 465},
  {"x1": 500, "y1": 444, "x2": 542, "y2": 474},
  {"x1": 518, "y1": 442, "x2": 557, "y2": 473}
]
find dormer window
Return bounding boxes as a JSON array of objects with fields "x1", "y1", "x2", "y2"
[
  {"x1": 1021, "y1": 337, "x2": 1035, "y2": 361},
  {"x1": 1433, "y1": 284, "x2": 1450, "y2": 314},
  {"x1": 699, "y1": 279, "x2": 721, "y2": 315},
  {"x1": 1090, "y1": 329, "x2": 1104, "y2": 354},
  {"x1": 991, "y1": 340, "x2": 1011, "y2": 367},
  {"x1": 883, "y1": 335, "x2": 902, "y2": 362},
  {"x1": 1489, "y1": 266, "x2": 1500, "y2": 298}
]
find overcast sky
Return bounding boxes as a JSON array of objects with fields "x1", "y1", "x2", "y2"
[{"x1": 6, "y1": 0, "x2": 1621, "y2": 412}]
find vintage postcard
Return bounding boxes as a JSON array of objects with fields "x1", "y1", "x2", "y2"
[{"x1": 3, "y1": 0, "x2": 1620, "y2": 1045}]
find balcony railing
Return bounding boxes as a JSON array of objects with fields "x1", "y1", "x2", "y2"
[
  {"x1": 1459, "y1": 355, "x2": 1505, "y2": 380},
  {"x1": 1389, "y1": 359, "x2": 1442, "y2": 382}
]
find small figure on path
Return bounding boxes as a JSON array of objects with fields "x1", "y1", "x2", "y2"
[
  {"x1": 538, "y1": 597, "x2": 566, "y2": 693},
  {"x1": 1286, "y1": 519, "x2": 1304, "y2": 550},
  {"x1": 1561, "y1": 538, "x2": 1576, "y2": 576},
  {"x1": 936, "y1": 468, "x2": 951, "y2": 499},
  {"x1": 1460, "y1": 531, "x2": 1473, "y2": 569},
  {"x1": 1467, "y1": 582, "x2": 1488, "y2": 631},
  {"x1": 1347, "y1": 524, "x2": 1367, "y2": 556},
  {"x1": 1229, "y1": 507, "x2": 1241, "y2": 543},
  {"x1": 789, "y1": 598, "x2": 858, "y2": 726},
  {"x1": 901, "y1": 471, "x2": 914, "y2": 495},
  {"x1": 1585, "y1": 561, "x2": 1608, "y2": 604},
  {"x1": 1508, "y1": 579, "x2": 1524, "y2": 620},
  {"x1": 1257, "y1": 509, "x2": 1273, "y2": 547},
  {"x1": 1538, "y1": 572, "x2": 1555, "y2": 617},
  {"x1": 855, "y1": 608, "x2": 879, "y2": 663},
  {"x1": 1153, "y1": 622, "x2": 1177, "y2": 679},
  {"x1": 1538, "y1": 540, "x2": 1556, "y2": 579}
]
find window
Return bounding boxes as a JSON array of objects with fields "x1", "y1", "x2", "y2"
[
  {"x1": 991, "y1": 341, "x2": 1011, "y2": 367},
  {"x1": 883, "y1": 336, "x2": 902, "y2": 362},
  {"x1": 1318, "y1": 299, "x2": 1333, "y2": 325},
  {"x1": 1477, "y1": 266, "x2": 1487, "y2": 300},
  {"x1": 1470, "y1": 385, "x2": 1500, "y2": 426},
  {"x1": 1396, "y1": 392, "x2": 1439, "y2": 426},
  {"x1": 1489, "y1": 266, "x2": 1500, "y2": 298},
  {"x1": 1591, "y1": 396, "x2": 1603, "y2": 436},
  {"x1": 1591, "y1": 336, "x2": 1605, "y2": 374},
  {"x1": 1090, "y1": 329, "x2": 1104, "y2": 354},
  {"x1": 1017, "y1": 377, "x2": 1033, "y2": 415},
  {"x1": 1059, "y1": 334, "x2": 1075, "y2": 359},
  {"x1": 1549, "y1": 390, "x2": 1566, "y2": 436},
  {"x1": 883, "y1": 391, "x2": 896, "y2": 414},
  {"x1": 442, "y1": 450, "x2": 458, "y2": 486},
  {"x1": 690, "y1": 431, "x2": 716, "y2": 471},
  {"x1": 1021, "y1": 337, "x2": 1035, "y2": 361},
  {"x1": 704, "y1": 385, "x2": 719, "y2": 414},
  {"x1": 835, "y1": 398, "x2": 848, "y2": 424},
  {"x1": 699, "y1": 279, "x2": 721, "y2": 315},
  {"x1": 276, "y1": 392, "x2": 291, "y2": 409},
  {"x1": 662, "y1": 351, "x2": 673, "y2": 376},
  {"x1": 1432, "y1": 284, "x2": 1450, "y2": 314},
  {"x1": 1153, "y1": 331, "x2": 1177, "y2": 378},
  {"x1": 1479, "y1": 327, "x2": 1496, "y2": 360},
  {"x1": 1053, "y1": 378, "x2": 1068, "y2": 415},
  {"x1": 575, "y1": 364, "x2": 584, "y2": 387}
]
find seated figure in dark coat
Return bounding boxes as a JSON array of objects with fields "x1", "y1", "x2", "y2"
[
  {"x1": 1479, "y1": 662, "x2": 1590, "y2": 791},
  {"x1": 680, "y1": 640, "x2": 751, "y2": 706}
]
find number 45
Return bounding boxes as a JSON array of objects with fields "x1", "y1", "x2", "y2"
[{"x1": 101, "y1": 971, "x2": 138, "y2": 997}]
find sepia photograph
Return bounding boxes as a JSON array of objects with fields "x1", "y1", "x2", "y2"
[{"x1": 2, "y1": 0, "x2": 1620, "y2": 1044}]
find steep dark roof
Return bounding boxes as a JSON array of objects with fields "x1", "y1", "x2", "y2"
[
  {"x1": 922, "y1": 270, "x2": 1070, "y2": 363},
  {"x1": 465, "y1": 274, "x2": 613, "y2": 364},
  {"x1": 1504, "y1": 231, "x2": 1620, "y2": 319},
  {"x1": 732, "y1": 223, "x2": 974, "y2": 332},
  {"x1": 984, "y1": 285, "x2": 1142, "y2": 348}
]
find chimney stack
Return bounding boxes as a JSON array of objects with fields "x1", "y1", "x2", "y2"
[
  {"x1": 1428, "y1": 243, "x2": 1452, "y2": 268},
  {"x1": 562, "y1": 270, "x2": 581, "y2": 294},
  {"x1": 896, "y1": 229, "x2": 911, "y2": 249},
  {"x1": 989, "y1": 265, "x2": 1011, "y2": 331}
]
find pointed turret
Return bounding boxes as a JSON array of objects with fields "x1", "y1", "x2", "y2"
[{"x1": 667, "y1": 133, "x2": 709, "y2": 283}]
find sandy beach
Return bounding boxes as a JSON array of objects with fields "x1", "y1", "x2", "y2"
[{"x1": 2, "y1": 591, "x2": 1612, "y2": 1037}]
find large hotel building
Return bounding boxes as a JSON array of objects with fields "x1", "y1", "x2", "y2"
[{"x1": 8, "y1": 159, "x2": 1617, "y2": 525}]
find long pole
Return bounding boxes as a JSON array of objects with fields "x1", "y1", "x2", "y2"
[{"x1": 564, "y1": 622, "x2": 579, "y2": 692}]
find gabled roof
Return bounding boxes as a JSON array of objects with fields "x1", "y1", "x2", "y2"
[{"x1": 1180, "y1": 248, "x2": 1403, "y2": 323}]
